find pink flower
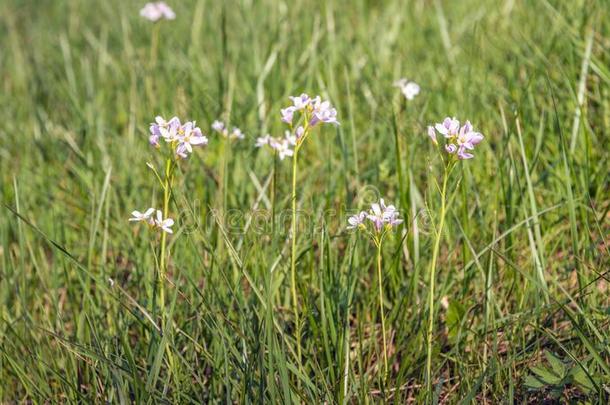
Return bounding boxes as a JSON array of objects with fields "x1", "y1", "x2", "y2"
[
  {"x1": 140, "y1": 2, "x2": 175, "y2": 22},
  {"x1": 427, "y1": 117, "x2": 484, "y2": 160},
  {"x1": 434, "y1": 117, "x2": 460, "y2": 138},
  {"x1": 348, "y1": 199, "x2": 402, "y2": 233},
  {"x1": 280, "y1": 107, "x2": 295, "y2": 124},
  {"x1": 289, "y1": 93, "x2": 311, "y2": 110},
  {"x1": 309, "y1": 97, "x2": 340, "y2": 126},
  {"x1": 175, "y1": 122, "x2": 208, "y2": 158},
  {"x1": 347, "y1": 211, "x2": 367, "y2": 230},
  {"x1": 427, "y1": 126, "x2": 437, "y2": 145}
]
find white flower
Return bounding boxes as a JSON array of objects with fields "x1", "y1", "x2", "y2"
[
  {"x1": 211, "y1": 120, "x2": 226, "y2": 134},
  {"x1": 129, "y1": 208, "x2": 155, "y2": 224},
  {"x1": 154, "y1": 210, "x2": 174, "y2": 234},
  {"x1": 285, "y1": 130, "x2": 297, "y2": 146},
  {"x1": 289, "y1": 93, "x2": 311, "y2": 110},
  {"x1": 274, "y1": 139, "x2": 294, "y2": 160},
  {"x1": 394, "y1": 78, "x2": 420, "y2": 100},
  {"x1": 230, "y1": 127, "x2": 245, "y2": 140},
  {"x1": 255, "y1": 135, "x2": 271, "y2": 147},
  {"x1": 140, "y1": 2, "x2": 176, "y2": 22}
]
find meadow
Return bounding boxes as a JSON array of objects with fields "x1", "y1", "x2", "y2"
[{"x1": 1, "y1": 0, "x2": 609, "y2": 402}]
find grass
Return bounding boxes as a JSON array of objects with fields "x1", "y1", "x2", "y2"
[{"x1": 1, "y1": 0, "x2": 609, "y2": 402}]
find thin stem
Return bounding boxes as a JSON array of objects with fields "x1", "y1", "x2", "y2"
[
  {"x1": 158, "y1": 157, "x2": 172, "y2": 330},
  {"x1": 376, "y1": 241, "x2": 388, "y2": 379},
  {"x1": 271, "y1": 152, "x2": 277, "y2": 237},
  {"x1": 425, "y1": 167, "x2": 448, "y2": 399},
  {"x1": 290, "y1": 149, "x2": 301, "y2": 371},
  {"x1": 150, "y1": 24, "x2": 159, "y2": 68}
]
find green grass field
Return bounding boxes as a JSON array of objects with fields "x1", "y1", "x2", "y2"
[{"x1": 1, "y1": 0, "x2": 609, "y2": 402}]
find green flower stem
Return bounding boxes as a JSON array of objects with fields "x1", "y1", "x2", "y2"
[
  {"x1": 271, "y1": 151, "x2": 277, "y2": 237},
  {"x1": 150, "y1": 24, "x2": 159, "y2": 68},
  {"x1": 158, "y1": 156, "x2": 173, "y2": 331},
  {"x1": 376, "y1": 240, "x2": 388, "y2": 379},
  {"x1": 425, "y1": 167, "x2": 449, "y2": 398},
  {"x1": 290, "y1": 147, "x2": 301, "y2": 371}
]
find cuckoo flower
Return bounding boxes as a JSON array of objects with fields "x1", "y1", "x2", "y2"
[
  {"x1": 289, "y1": 93, "x2": 311, "y2": 111},
  {"x1": 280, "y1": 107, "x2": 295, "y2": 124},
  {"x1": 148, "y1": 117, "x2": 207, "y2": 158},
  {"x1": 154, "y1": 210, "x2": 174, "y2": 234},
  {"x1": 274, "y1": 139, "x2": 294, "y2": 160},
  {"x1": 347, "y1": 199, "x2": 402, "y2": 237},
  {"x1": 310, "y1": 97, "x2": 340, "y2": 126},
  {"x1": 129, "y1": 208, "x2": 156, "y2": 225},
  {"x1": 280, "y1": 93, "x2": 340, "y2": 128},
  {"x1": 129, "y1": 207, "x2": 173, "y2": 234},
  {"x1": 175, "y1": 122, "x2": 208, "y2": 158},
  {"x1": 211, "y1": 120, "x2": 245, "y2": 141},
  {"x1": 211, "y1": 120, "x2": 225, "y2": 134},
  {"x1": 347, "y1": 211, "x2": 367, "y2": 230},
  {"x1": 427, "y1": 117, "x2": 484, "y2": 161},
  {"x1": 255, "y1": 135, "x2": 272, "y2": 148},
  {"x1": 366, "y1": 199, "x2": 403, "y2": 232},
  {"x1": 423, "y1": 117, "x2": 484, "y2": 396},
  {"x1": 346, "y1": 197, "x2": 401, "y2": 378},
  {"x1": 255, "y1": 130, "x2": 297, "y2": 160},
  {"x1": 394, "y1": 78, "x2": 420, "y2": 100},
  {"x1": 140, "y1": 2, "x2": 176, "y2": 22},
  {"x1": 281, "y1": 92, "x2": 339, "y2": 370}
]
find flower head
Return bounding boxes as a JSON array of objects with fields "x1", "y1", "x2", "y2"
[
  {"x1": 347, "y1": 198, "x2": 402, "y2": 234},
  {"x1": 427, "y1": 117, "x2": 484, "y2": 160},
  {"x1": 140, "y1": 2, "x2": 175, "y2": 22},
  {"x1": 367, "y1": 199, "x2": 402, "y2": 231},
  {"x1": 230, "y1": 127, "x2": 245, "y2": 140},
  {"x1": 129, "y1": 208, "x2": 155, "y2": 225},
  {"x1": 149, "y1": 116, "x2": 180, "y2": 144},
  {"x1": 255, "y1": 129, "x2": 298, "y2": 159},
  {"x1": 280, "y1": 93, "x2": 340, "y2": 127},
  {"x1": 394, "y1": 78, "x2": 420, "y2": 100},
  {"x1": 280, "y1": 107, "x2": 295, "y2": 124},
  {"x1": 148, "y1": 116, "x2": 207, "y2": 158},
  {"x1": 211, "y1": 120, "x2": 225, "y2": 133},
  {"x1": 255, "y1": 135, "x2": 271, "y2": 148},
  {"x1": 154, "y1": 210, "x2": 174, "y2": 233},
  {"x1": 289, "y1": 93, "x2": 310, "y2": 111},
  {"x1": 130, "y1": 207, "x2": 174, "y2": 234},
  {"x1": 309, "y1": 97, "x2": 340, "y2": 126},
  {"x1": 274, "y1": 139, "x2": 294, "y2": 160},
  {"x1": 347, "y1": 211, "x2": 367, "y2": 230},
  {"x1": 175, "y1": 122, "x2": 208, "y2": 158},
  {"x1": 211, "y1": 120, "x2": 245, "y2": 141}
]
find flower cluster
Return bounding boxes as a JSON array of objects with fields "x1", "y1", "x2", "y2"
[
  {"x1": 140, "y1": 2, "x2": 176, "y2": 21},
  {"x1": 347, "y1": 199, "x2": 402, "y2": 233},
  {"x1": 281, "y1": 93, "x2": 340, "y2": 130},
  {"x1": 393, "y1": 78, "x2": 420, "y2": 100},
  {"x1": 129, "y1": 208, "x2": 174, "y2": 234},
  {"x1": 427, "y1": 117, "x2": 484, "y2": 160},
  {"x1": 255, "y1": 127, "x2": 305, "y2": 160},
  {"x1": 211, "y1": 120, "x2": 245, "y2": 140},
  {"x1": 149, "y1": 116, "x2": 208, "y2": 159}
]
